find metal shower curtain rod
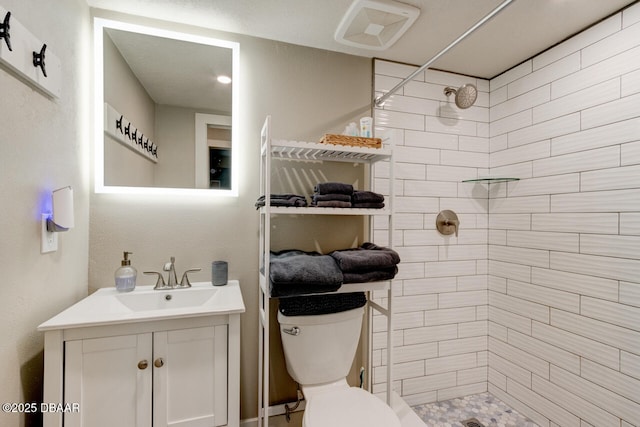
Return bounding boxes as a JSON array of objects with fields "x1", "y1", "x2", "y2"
[{"x1": 374, "y1": 0, "x2": 517, "y2": 107}]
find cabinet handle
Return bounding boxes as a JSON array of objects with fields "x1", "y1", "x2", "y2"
[
  {"x1": 154, "y1": 358, "x2": 164, "y2": 368},
  {"x1": 138, "y1": 360, "x2": 149, "y2": 370}
]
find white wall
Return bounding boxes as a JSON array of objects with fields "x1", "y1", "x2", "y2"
[
  {"x1": 0, "y1": 1, "x2": 90, "y2": 426},
  {"x1": 487, "y1": 4, "x2": 640, "y2": 426},
  {"x1": 372, "y1": 60, "x2": 491, "y2": 404},
  {"x1": 374, "y1": 3, "x2": 640, "y2": 426}
]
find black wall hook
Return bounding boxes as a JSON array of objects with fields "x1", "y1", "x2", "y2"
[
  {"x1": 116, "y1": 115, "x2": 123, "y2": 133},
  {"x1": 32, "y1": 43, "x2": 47, "y2": 77},
  {"x1": 0, "y1": 11, "x2": 11, "y2": 51}
]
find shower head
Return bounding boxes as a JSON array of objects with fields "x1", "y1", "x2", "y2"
[{"x1": 443, "y1": 83, "x2": 478, "y2": 109}]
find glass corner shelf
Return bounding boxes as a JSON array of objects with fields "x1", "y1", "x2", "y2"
[{"x1": 462, "y1": 177, "x2": 520, "y2": 183}]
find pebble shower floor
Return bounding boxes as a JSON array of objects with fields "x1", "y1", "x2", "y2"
[{"x1": 412, "y1": 393, "x2": 539, "y2": 427}]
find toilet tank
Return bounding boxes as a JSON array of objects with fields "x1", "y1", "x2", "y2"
[{"x1": 278, "y1": 307, "x2": 364, "y2": 386}]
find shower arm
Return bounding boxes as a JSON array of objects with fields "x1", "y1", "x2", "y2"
[{"x1": 374, "y1": 0, "x2": 517, "y2": 107}]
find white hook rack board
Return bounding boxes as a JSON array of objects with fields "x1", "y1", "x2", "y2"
[
  {"x1": 104, "y1": 102, "x2": 158, "y2": 163},
  {"x1": 0, "y1": 5, "x2": 61, "y2": 98}
]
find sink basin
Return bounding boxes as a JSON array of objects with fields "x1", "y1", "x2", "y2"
[
  {"x1": 116, "y1": 287, "x2": 219, "y2": 311},
  {"x1": 38, "y1": 281, "x2": 245, "y2": 330}
]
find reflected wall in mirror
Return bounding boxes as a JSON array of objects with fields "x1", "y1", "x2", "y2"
[{"x1": 94, "y1": 18, "x2": 240, "y2": 196}]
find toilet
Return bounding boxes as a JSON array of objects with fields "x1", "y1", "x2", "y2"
[{"x1": 278, "y1": 305, "x2": 401, "y2": 427}]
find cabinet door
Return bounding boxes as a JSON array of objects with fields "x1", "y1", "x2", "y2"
[
  {"x1": 64, "y1": 333, "x2": 153, "y2": 427},
  {"x1": 153, "y1": 325, "x2": 228, "y2": 427}
]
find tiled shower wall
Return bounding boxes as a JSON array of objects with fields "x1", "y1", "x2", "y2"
[
  {"x1": 372, "y1": 60, "x2": 491, "y2": 404},
  {"x1": 487, "y1": 4, "x2": 640, "y2": 427},
  {"x1": 372, "y1": 2, "x2": 640, "y2": 426}
]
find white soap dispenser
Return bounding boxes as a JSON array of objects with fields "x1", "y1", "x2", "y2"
[{"x1": 115, "y1": 251, "x2": 137, "y2": 292}]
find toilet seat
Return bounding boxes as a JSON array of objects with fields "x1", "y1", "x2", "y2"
[{"x1": 303, "y1": 387, "x2": 401, "y2": 427}]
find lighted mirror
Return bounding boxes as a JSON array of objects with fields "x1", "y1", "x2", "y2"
[{"x1": 94, "y1": 18, "x2": 240, "y2": 196}]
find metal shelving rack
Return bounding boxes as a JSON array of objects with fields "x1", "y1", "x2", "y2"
[{"x1": 257, "y1": 115, "x2": 396, "y2": 427}]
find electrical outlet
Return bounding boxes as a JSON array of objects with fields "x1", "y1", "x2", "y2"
[{"x1": 41, "y1": 213, "x2": 58, "y2": 253}]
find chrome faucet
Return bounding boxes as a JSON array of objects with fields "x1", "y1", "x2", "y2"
[{"x1": 144, "y1": 257, "x2": 201, "y2": 289}]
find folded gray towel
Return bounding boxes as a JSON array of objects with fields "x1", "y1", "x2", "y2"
[
  {"x1": 351, "y1": 202, "x2": 385, "y2": 209},
  {"x1": 352, "y1": 191, "x2": 385, "y2": 203},
  {"x1": 314, "y1": 182, "x2": 354, "y2": 195},
  {"x1": 269, "y1": 250, "x2": 343, "y2": 297},
  {"x1": 312, "y1": 193, "x2": 352, "y2": 202},
  {"x1": 278, "y1": 292, "x2": 366, "y2": 316},
  {"x1": 343, "y1": 267, "x2": 398, "y2": 283},
  {"x1": 329, "y1": 242, "x2": 400, "y2": 272},
  {"x1": 255, "y1": 194, "x2": 308, "y2": 209},
  {"x1": 313, "y1": 200, "x2": 352, "y2": 208}
]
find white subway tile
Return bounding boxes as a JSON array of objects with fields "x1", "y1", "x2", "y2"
[
  {"x1": 552, "y1": 45, "x2": 640, "y2": 99},
  {"x1": 490, "y1": 85, "x2": 508, "y2": 107},
  {"x1": 552, "y1": 188, "x2": 640, "y2": 214},
  {"x1": 405, "y1": 129, "x2": 458, "y2": 149},
  {"x1": 534, "y1": 14, "x2": 621, "y2": 70},
  {"x1": 550, "y1": 365, "x2": 640, "y2": 423},
  {"x1": 459, "y1": 320, "x2": 488, "y2": 338},
  {"x1": 426, "y1": 353, "x2": 477, "y2": 375},
  {"x1": 536, "y1": 78, "x2": 620, "y2": 124},
  {"x1": 622, "y1": 141, "x2": 640, "y2": 166},
  {"x1": 491, "y1": 140, "x2": 550, "y2": 168},
  {"x1": 582, "y1": 92, "x2": 640, "y2": 130},
  {"x1": 489, "y1": 290, "x2": 550, "y2": 324},
  {"x1": 488, "y1": 305, "x2": 532, "y2": 335},
  {"x1": 490, "y1": 336, "x2": 549, "y2": 380},
  {"x1": 620, "y1": 282, "x2": 640, "y2": 308},
  {"x1": 427, "y1": 164, "x2": 478, "y2": 181},
  {"x1": 581, "y1": 296, "x2": 640, "y2": 332},
  {"x1": 488, "y1": 276, "x2": 507, "y2": 294},
  {"x1": 531, "y1": 213, "x2": 619, "y2": 234},
  {"x1": 425, "y1": 260, "x2": 476, "y2": 278},
  {"x1": 490, "y1": 384, "x2": 550, "y2": 427},
  {"x1": 457, "y1": 275, "x2": 488, "y2": 292},
  {"x1": 402, "y1": 371, "x2": 457, "y2": 395},
  {"x1": 489, "y1": 352, "x2": 532, "y2": 387},
  {"x1": 403, "y1": 324, "x2": 458, "y2": 345},
  {"x1": 488, "y1": 214, "x2": 531, "y2": 230},
  {"x1": 395, "y1": 145, "x2": 440, "y2": 165},
  {"x1": 510, "y1": 113, "x2": 581, "y2": 149},
  {"x1": 459, "y1": 135, "x2": 489, "y2": 153},
  {"x1": 490, "y1": 245, "x2": 549, "y2": 268},
  {"x1": 404, "y1": 80, "x2": 448, "y2": 101},
  {"x1": 531, "y1": 267, "x2": 619, "y2": 301},
  {"x1": 440, "y1": 103, "x2": 489, "y2": 123},
  {"x1": 532, "y1": 374, "x2": 618, "y2": 427},
  {"x1": 489, "y1": 161, "x2": 534, "y2": 180},
  {"x1": 395, "y1": 262, "x2": 425, "y2": 280},
  {"x1": 491, "y1": 85, "x2": 550, "y2": 122},
  {"x1": 532, "y1": 321, "x2": 620, "y2": 370},
  {"x1": 581, "y1": 358, "x2": 640, "y2": 403},
  {"x1": 437, "y1": 383, "x2": 488, "y2": 402},
  {"x1": 534, "y1": 146, "x2": 620, "y2": 177},
  {"x1": 507, "y1": 329, "x2": 580, "y2": 375},
  {"x1": 488, "y1": 367, "x2": 507, "y2": 390},
  {"x1": 490, "y1": 110, "x2": 532, "y2": 138},
  {"x1": 395, "y1": 196, "x2": 439, "y2": 213},
  {"x1": 393, "y1": 342, "x2": 438, "y2": 364},
  {"x1": 624, "y1": 2, "x2": 640, "y2": 27},
  {"x1": 507, "y1": 230, "x2": 579, "y2": 252},
  {"x1": 550, "y1": 251, "x2": 640, "y2": 283},
  {"x1": 400, "y1": 391, "x2": 437, "y2": 406},
  {"x1": 382, "y1": 94, "x2": 439, "y2": 116},
  {"x1": 489, "y1": 260, "x2": 531, "y2": 282},
  {"x1": 375, "y1": 109, "x2": 424, "y2": 131},
  {"x1": 394, "y1": 163, "x2": 426, "y2": 180},
  {"x1": 621, "y1": 213, "x2": 640, "y2": 235},
  {"x1": 510, "y1": 53, "x2": 581, "y2": 99},
  {"x1": 375, "y1": 60, "x2": 420, "y2": 80},
  {"x1": 438, "y1": 245, "x2": 487, "y2": 262},
  {"x1": 438, "y1": 290, "x2": 487, "y2": 309},
  {"x1": 582, "y1": 16, "x2": 640, "y2": 67},
  {"x1": 552, "y1": 117, "x2": 640, "y2": 156},
  {"x1": 489, "y1": 229, "x2": 507, "y2": 245},
  {"x1": 582, "y1": 164, "x2": 640, "y2": 193},
  {"x1": 403, "y1": 277, "x2": 457, "y2": 295},
  {"x1": 490, "y1": 195, "x2": 550, "y2": 214},
  {"x1": 507, "y1": 174, "x2": 580, "y2": 197},
  {"x1": 426, "y1": 116, "x2": 477, "y2": 137},
  {"x1": 424, "y1": 307, "x2": 477, "y2": 327},
  {"x1": 457, "y1": 366, "x2": 487, "y2": 386},
  {"x1": 580, "y1": 234, "x2": 640, "y2": 260},
  {"x1": 440, "y1": 150, "x2": 489, "y2": 168},
  {"x1": 394, "y1": 293, "x2": 438, "y2": 314},
  {"x1": 439, "y1": 336, "x2": 487, "y2": 357},
  {"x1": 509, "y1": 279, "x2": 580, "y2": 313},
  {"x1": 621, "y1": 351, "x2": 640, "y2": 379},
  {"x1": 491, "y1": 61, "x2": 532, "y2": 92},
  {"x1": 622, "y1": 68, "x2": 640, "y2": 96},
  {"x1": 552, "y1": 308, "x2": 640, "y2": 355},
  {"x1": 374, "y1": 74, "x2": 404, "y2": 93}
]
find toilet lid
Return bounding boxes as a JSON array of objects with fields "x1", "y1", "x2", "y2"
[{"x1": 304, "y1": 387, "x2": 401, "y2": 427}]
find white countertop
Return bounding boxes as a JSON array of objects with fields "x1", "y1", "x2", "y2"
[{"x1": 38, "y1": 280, "x2": 245, "y2": 331}]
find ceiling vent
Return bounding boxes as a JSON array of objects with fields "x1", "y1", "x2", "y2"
[{"x1": 335, "y1": 0, "x2": 420, "y2": 50}]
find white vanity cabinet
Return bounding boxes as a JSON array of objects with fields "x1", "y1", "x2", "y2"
[
  {"x1": 64, "y1": 324, "x2": 228, "y2": 427},
  {"x1": 38, "y1": 281, "x2": 244, "y2": 427}
]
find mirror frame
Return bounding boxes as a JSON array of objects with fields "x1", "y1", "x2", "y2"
[{"x1": 93, "y1": 17, "x2": 240, "y2": 196}]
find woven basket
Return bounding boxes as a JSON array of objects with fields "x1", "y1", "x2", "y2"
[{"x1": 320, "y1": 134, "x2": 382, "y2": 149}]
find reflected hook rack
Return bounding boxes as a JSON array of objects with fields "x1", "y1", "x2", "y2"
[{"x1": 0, "y1": 11, "x2": 11, "y2": 51}]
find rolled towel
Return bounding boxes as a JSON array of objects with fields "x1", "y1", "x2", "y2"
[
  {"x1": 314, "y1": 182, "x2": 354, "y2": 195},
  {"x1": 352, "y1": 190, "x2": 385, "y2": 204},
  {"x1": 255, "y1": 194, "x2": 308, "y2": 209}
]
